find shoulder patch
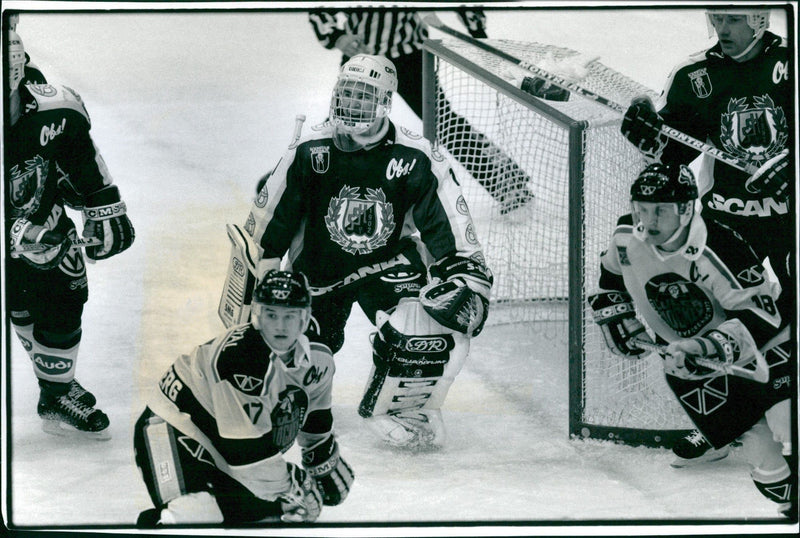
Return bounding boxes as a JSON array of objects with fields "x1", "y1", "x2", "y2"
[{"x1": 27, "y1": 84, "x2": 91, "y2": 125}]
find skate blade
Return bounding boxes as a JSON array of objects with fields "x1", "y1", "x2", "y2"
[
  {"x1": 41, "y1": 418, "x2": 111, "y2": 441},
  {"x1": 670, "y1": 446, "x2": 730, "y2": 468}
]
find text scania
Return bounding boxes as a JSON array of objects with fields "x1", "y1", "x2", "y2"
[
  {"x1": 40, "y1": 119, "x2": 67, "y2": 146},
  {"x1": 707, "y1": 193, "x2": 787, "y2": 217}
]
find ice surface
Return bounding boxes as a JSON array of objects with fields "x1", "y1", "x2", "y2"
[{"x1": 2, "y1": 4, "x2": 794, "y2": 536}]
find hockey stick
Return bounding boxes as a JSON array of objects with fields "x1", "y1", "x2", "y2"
[
  {"x1": 10, "y1": 237, "x2": 103, "y2": 258},
  {"x1": 423, "y1": 13, "x2": 758, "y2": 175},
  {"x1": 630, "y1": 337, "x2": 769, "y2": 383}
]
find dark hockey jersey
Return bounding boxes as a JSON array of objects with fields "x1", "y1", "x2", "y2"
[
  {"x1": 147, "y1": 324, "x2": 335, "y2": 500},
  {"x1": 6, "y1": 83, "x2": 114, "y2": 237},
  {"x1": 655, "y1": 32, "x2": 791, "y2": 256},
  {"x1": 245, "y1": 121, "x2": 487, "y2": 288}
]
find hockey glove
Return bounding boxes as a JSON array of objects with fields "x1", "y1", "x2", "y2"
[
  {"x1": 520, "y1": 76, "x2": 570, "y2": 101},
  {"x1": 665, "y1": 329, "x2": 737, "y2": 380},
  {"x1": 9, "y1": 218, "x2": 71, "y2": 270},
  {"x1": 745, "y1": 149, "x2": 790, "y2": 204},
  {"x1": 588, "y1": 290, "x2": 651, "y2": 357},
  {"x1": 621, "y1": 96, "x2": 668, "y2": 162},
  {"x1": 82, "y1": 185, "x2": 135, "y2": 260},
  {"x1": 334, "y1": 34, "x2": 365, "y2": 58},
  {"x1": 420, "y1": 255, "x2": 493, "y2": 336},
  {"x1": 301, "y1": 435, "x2": 354, "y2": 506},
  {"x1": 278, "y1": 463, "x2": 323, "y2": 523}
]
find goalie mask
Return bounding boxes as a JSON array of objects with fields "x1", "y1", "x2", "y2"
[
  {"x1": 631, "y1": 163, "x2": 699, "y2": 248},
  {"x1": 330, "y1": 54, "x2": 398, "y2": 137},
  {"x1": 251, "y1": 270, "x2": 313, "y2": 351},
  {"x1": 7, "y1": 29, "x2": 26, "y2": 92}
]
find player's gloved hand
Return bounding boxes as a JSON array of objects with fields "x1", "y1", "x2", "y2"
[
  {"x1": 621, "y1": 96, "x2": 668, "y2": 161},
  {"x1": 82, "y1": 185, "x2": 135, "y2": 260},
  {"x1": 520, "y1": 76, "x2": 570, "y2": 101},
  {"x1": 9, "y1": 218, "x2": 71, "y2": 270},
  {"x1": 664, "y1": 329, "x2": 737, "y2": 379},
  {"x1": 420, "y1": 255, "x2": 493, "y2": 336},
  {"x1": 588, "y1": 290, "x2": 652, "y2": 357},
  {"x1": 301, "y1": 435, "x2": 354, "y2": 506},
  {"x1": 334, "y1": 34, "x2": 365, "y2": 57},
  {"x1": 278, "y1": 463, "x2": 323, "y2": 523},
  {"x1": 745, "y1": 149, "x2": 790, "y2": 203}
]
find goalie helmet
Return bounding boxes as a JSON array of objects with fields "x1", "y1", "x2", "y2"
[
  {"x1": 330, "y1": 54, "x2": 398, "y2": 135},
  {"x1": 7, "y1": 29, "x2": 26, "y2": 92}
]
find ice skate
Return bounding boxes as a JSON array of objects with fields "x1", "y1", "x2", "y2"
[
  {"x1": 67, "y1": 378, "x2": 97, "y2": 407},
  {"x1": 366, "y1": 409, "x2": 445, "y2": 449},
  {"x1": 38, "y1": 392, "x2": 110, "y2": 440},
  {"x1": 670, "y1": 429, "x2": 729, "y2": 468}
]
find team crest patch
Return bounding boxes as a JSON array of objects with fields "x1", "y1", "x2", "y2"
[
  {"x1": 688, "y1": 68, "x2": 712, "y2": 98},
  {"x1": 271, "y1": 386, "x2": 308, "y2": 452},
  {"x1": 26, "y1": 83, "x2": 58, "y2": 98},
  {"x1": 9, "y1": 155, "x2": 48, "y2": 217},
  {"x1": 645, "y1": 274, "x2": 713, "y2": 337},
  {"x1": 310, "y1": 145, "x2": 330, "y2": 174},
  {"x1": 325, "y1": 185, "x2": 395, "y2": 255},
  {"x1": 399, "y1": 126, "x2": 422, "y2": 139},
  {"x1": 456, "y1": 195, "x2": 470, "y2": 216},
  {"x1": 720, "y1": 95, "x2": 788, "y2": 166}
]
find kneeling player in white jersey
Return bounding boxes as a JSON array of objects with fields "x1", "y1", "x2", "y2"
[
  {"x1": 223, "y1": 54, "x2": 492, "y2": 450},
  {"x1": 588, "y1": 163, "x2": 795, "y2": 518},
  {"x1": 134, "y1": 271, "x2": 353, "y2": 526}
]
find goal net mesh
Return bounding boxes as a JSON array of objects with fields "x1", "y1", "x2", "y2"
[{"x1": 426, "y1": 36, "x2": 693, "y2": 445}]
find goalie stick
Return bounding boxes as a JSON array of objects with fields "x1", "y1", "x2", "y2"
[
  {"x1": 422, "y1": 14, "x2": 759, "y2": 175},
  {"x1": 10, "y1": 237, "x2": 103, "y2": 257},
  {"x1": 630, "y1": 337, "x2": 769, "y2": 383}
]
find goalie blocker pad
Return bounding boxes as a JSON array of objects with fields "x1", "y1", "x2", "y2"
[
  {"x1": 218, "y1": 224, "x2": 259, "y2": 328},
  {"x1": 358, "y1": 299, "x2": 469, "y2": 419}
]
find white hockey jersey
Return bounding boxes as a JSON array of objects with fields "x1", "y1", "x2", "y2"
[{"x1": 147, "y1": 323, "x2": 335, "y2": 500}]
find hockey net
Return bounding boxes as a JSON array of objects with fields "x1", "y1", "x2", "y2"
[{"x1": 423, "y1": 36, "x2": 693, "y2": 447}]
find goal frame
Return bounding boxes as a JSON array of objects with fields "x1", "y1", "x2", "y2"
[{"x1": 422, "y1": 38, "x2": 692, "y2": 448}]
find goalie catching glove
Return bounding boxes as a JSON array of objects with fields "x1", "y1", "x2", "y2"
[
  {"x1": 82, "y1": 185, "x2": 135, "y2": 260},
  {"x1": 9, "y1": 218, "x2": 71, "y2": 270},
  {"x1": 420, "y1": 255, "x2": 492, "y2": 337},
  {"x1": 301, "y1": 435, "x2": 354, "y2": 506},
  {"x1": 588, "y1": 290, "x2": 652, "y2": 357},
  {"x1": 745, "y1": 149, "x2": 790, "y2": 204},
  {"x1": 278, "y1": 463, "x2": 323, "y2": 523},
  {"x1": 621, "y1": 96, "x2": 668, "y2": 162}
]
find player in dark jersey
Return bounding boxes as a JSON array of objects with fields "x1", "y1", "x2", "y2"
[
  {"x1": 307, "y1": 8, "x2": 534, "y2": 214},
  {"x1": 620, "y1": 6, "x2": 794, "y2": 467},
  {"x1": 589, "y1": 163, "x2": 795, "y2": 518},
  {"x1": 134, "y1": 271, "x2": 352, "y2": 526},
  {"x1": 6, "y1": 28, "x2": 135, "y2": 438},
  {"x1": 237, "y1": 54, "x2": 492, "y2": 449}
]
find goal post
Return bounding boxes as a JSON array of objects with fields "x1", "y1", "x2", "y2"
[{"x1": 422, "y1": 35, "x2": 694, "y2": 448}]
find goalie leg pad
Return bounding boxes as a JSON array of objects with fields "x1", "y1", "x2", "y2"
[{"x1": 218, "y1": 224, "x2": 259, "y2": 328}]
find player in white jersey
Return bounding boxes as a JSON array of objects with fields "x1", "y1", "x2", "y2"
[
  {"x1": 230, "y1": 54, "x2": 493, "y2": 450},
  {"x1": 589, "y1": 163, "x2": 795, "y2": 518},
  {"x1": 133, "y1": 271, "x2": 353, "y2": 526}
]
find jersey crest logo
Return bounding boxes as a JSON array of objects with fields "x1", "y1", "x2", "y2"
[
  {"x1": 310, "y1": 145, "x2": 330, "y2": 174},
  {"x1": 688, "y1": 67, "x2": 712, "y2": 98},
  {"x1": 59, "y1": 244, "x2": 86, "y2": 277},
  {"x1": 325, "y1": 185, "x2": 395, "y2": 255},
  {"x1": 9, "y1": 155, "x2": 48, "y2": 217},
  {"x1": 720, "y1": 95, "x2": 788, "y2": 166},
  {"x1": 270, "y1": 386, "x2": 308, "y2": 452},
  {"x1": 645, "y1": 273, "x2": 714, "y2": 337}
]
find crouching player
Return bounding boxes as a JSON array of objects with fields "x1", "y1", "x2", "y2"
[
  {"x1": 223, "y1": 54, "x2": 493, "y2": 450},
  {"x1": 134, "y1": 271, "x2": 353, "y2": 526},
  {"x1": 588, "y1": 163, "x2": 795, "y2": 518}
]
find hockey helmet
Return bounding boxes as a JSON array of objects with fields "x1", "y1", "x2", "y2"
[
  {"x1": 631, "y1": 163, "x2": 698, "y2": 204},
  {"x1": 252, "y1": 270, "x2": 312, "y2": 309},
  {"x1": 7, "y1": 29, "x2": 26, "y2": 92},
  {"x1": 330, "y1": 54, "x2": 398, "y2": 135},
  {"x1": 706, "y1": 8, "x2": 770, "y2": 41}
]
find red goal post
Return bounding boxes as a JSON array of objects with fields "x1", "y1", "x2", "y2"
[{"x1": 421, "y1": 35, "x2": 694, "y2": 447}]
